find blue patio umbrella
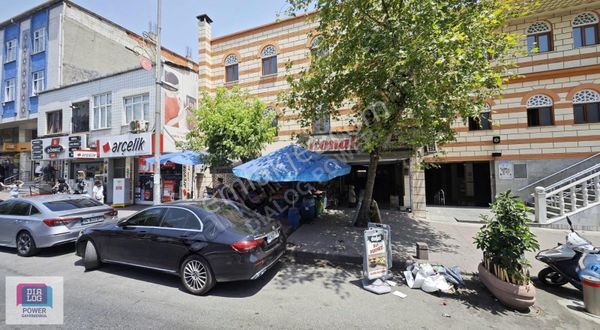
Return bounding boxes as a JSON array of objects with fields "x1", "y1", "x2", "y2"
[
  {"x1": 144, "y1": 151, "x2": 206, "y2": 165},
  {"x1": 233, "y1": 144, "x2": 351, "y2": 183}
]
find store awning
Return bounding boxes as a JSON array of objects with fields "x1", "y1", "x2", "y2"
[
  {"x1": 144, "y1": 151, "x2": 206, "y2": 166},
  {"x1": 233, "y1": 144, "x2": 350, "y2": 183}
]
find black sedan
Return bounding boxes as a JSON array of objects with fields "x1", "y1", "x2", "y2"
[{"x1": 76, "y1": 199, "x2": 285, "y2": 295}]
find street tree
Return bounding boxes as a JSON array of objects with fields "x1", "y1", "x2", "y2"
[
  {"x1": 187, "y1": 87, "x2": 277, "y2": 167},
  {"x1": 284, "y1": 0, "x2": 530, "y2": 226}
]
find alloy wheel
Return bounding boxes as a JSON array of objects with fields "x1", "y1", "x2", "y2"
[
  {"x1": 183, "y1": 260, "x2": 208, "y2": 291},
  {"x1": 17, "y1": 233, "x2": 32, "y2": 255}
]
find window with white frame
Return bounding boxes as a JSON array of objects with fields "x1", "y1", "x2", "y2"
[
  {"x1": 47, "y1": 110, "x2": 62, "y2": 134},
  {"x1": 526, "y1": 94, "x2": 554, "y2": 127},
  {"x1": 260, "y1": 45, "x2": 278, "y2": 76},
  {"x1": 93, "y1": 93, "x2": 112, "y2": 129},
  {"x1": 526, "y1": 22, "x2": 552, "y2": 53},
  {"x1": 32, "y1": 28, "x2": 46, "y2": 54},
  {"x1": 573, "y1": 89, "x2": 600, "y2": 124},
  {"x1": 310, "y1": 35, "x2": 329, "y2": 58},
  {"x1": 224, "y1": 54, "x2": 239, "y2": 83},
  {"x1": 469, "y1": 103, "x2": 492, "y2": 131},
  {"x1": 3, "y1": 79, "x2": 15, "y2": 102},
  {"x1": 124, "y1": 94, "x2": 150, "y2": 123},
  {"x1": 31, "y1": 71, "x2": 45, "y2": 95},
  {"x1": 4, "y1": 39, "x2": 16, "y2": 63},
  {"x1": 573, "y1": 12, "x2": 599, "y2": 48}
]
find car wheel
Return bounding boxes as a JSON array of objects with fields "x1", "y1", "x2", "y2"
[
  {"x1": 16, "y1": 231, "x2": 38, "y2": 257},
  {"x1": 538, "y1": 267, "x2": 568, "y2": 286},
  {"x1": 180, "y1": 255, "x2": 215, "y2": 295},
  {"x1": 84, "y1": 240, "x2": 101, "y2": 271}
]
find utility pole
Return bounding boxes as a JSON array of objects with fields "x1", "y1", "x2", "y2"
[{"x1": 153, "y1": 0, "x2": 162, "y2": 205}]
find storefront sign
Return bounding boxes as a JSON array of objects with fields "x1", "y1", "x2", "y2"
[
  {"x1": 74, "y1": 150, "x2": 98, "y2": 159},
  {"x1": 97, "y1": 133, "x2": 152, "y2": 158},
  {"x1": 363, "y1": 228, "x2": 389, "y2": 280},
  {"x1": 31, "y1": 135, "x2": 87, "y2": 160},
  {"x1": 307, "y1": 134, "x2": 358, "y2": 152},
  {"x1": 498, "y1": 161, "x2": 514, "y2": 180}
]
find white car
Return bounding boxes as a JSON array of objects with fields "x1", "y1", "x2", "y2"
[{"x1": 0, "y1": 195, "x2": 117, "y2": 256}]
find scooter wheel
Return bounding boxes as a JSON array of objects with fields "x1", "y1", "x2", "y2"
[{"x1": 538, "y1": 267, "x2": 568, "y2": 287}]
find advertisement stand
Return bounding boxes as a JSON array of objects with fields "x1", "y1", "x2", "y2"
[{"x1": 362, "y1": 225, "x2": 393, "y2": 294}]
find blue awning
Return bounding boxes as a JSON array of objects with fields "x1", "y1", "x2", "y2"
[
  {"x1": 233, "y1": 144, "x2": 350, "y2": 183},
  {"x1": 144, "y1": 151, "x2": 206, "y2": 166}
]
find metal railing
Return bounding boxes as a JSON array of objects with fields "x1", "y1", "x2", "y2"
[{"x1": 534, "y1": 171, "x2": 600, "y2": 224}]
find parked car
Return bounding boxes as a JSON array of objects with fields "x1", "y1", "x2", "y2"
[
  {"x1": 76, "y1": 199, "x2": 285, "y2": 295},
  {"x1": 0, "y1": 195, "x2": 118, "y2": 257}
]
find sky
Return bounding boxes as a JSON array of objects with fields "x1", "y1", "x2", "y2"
[{"x1": 0, "y1": 0, "x2": 292, "y2": 60}]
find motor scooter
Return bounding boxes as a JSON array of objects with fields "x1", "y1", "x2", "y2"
[{"x1": 536, "y1": 217, "x2": 599, "y2": 290}]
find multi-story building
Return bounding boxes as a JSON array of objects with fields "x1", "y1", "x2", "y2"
[
  {"x1": 197, "y1": 0, "x2": 600, "y2": 219},
  {"x1": 1, "y1": 0, "x2": 196, "y2": 182}
]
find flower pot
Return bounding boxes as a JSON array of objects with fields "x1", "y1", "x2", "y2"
[{"x1": 478, "y1": 263, "x2": 536, "y2": 310}]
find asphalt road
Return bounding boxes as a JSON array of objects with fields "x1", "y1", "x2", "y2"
[{"x1": 0, "y1": 243, "x2": 599, "y2": 329}]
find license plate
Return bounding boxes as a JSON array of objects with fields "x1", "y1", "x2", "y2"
[
  {"x1": 81, "y1": 217, "x2": 103, "y2": 225},
  {"x1": 266, "y1": 230, "x2": 280, "y2": 244}
]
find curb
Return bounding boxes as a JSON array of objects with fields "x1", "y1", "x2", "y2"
[{"x1": 285, "y1": 246, "x2": 412, "y2": 271}]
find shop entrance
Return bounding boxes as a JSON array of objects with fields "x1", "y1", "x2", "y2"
[{"x1": 425, "y1": 161, "x2": 492, "y2": 207}]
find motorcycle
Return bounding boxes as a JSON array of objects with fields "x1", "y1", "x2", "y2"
[{"x1": 536, "y1": 217, "x2": 600, "y2": 290}]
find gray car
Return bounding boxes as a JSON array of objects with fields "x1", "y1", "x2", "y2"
[{"x1": 0, "y1": 195, "x2": 118, "y2": 257}]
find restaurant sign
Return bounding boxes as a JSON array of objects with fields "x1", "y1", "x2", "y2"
[{"x1": 307, "y1": 134, "x2": 358, "y2": 152}]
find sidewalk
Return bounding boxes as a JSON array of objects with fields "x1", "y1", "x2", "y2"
[{"x1": 287, "y1": 207, "x2": 600, "y2": 275}]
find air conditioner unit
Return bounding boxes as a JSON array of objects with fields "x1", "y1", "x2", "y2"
[
  {"x1": 129, "y1": 120, "x2": 149, "y2": 133},
  {"x1": 424, "y1": 143, "x2": 438, "y2": 154}
]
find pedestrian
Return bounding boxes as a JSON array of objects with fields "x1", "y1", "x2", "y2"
[
  {"x1": 348, "y1": 185, "x2": 357, "y2": 207},
  {"x1": 0, "y1": 180, "x2": 23, "y2": 198},
  {"x1": 92, "y1": 180, "x2": 104, "y2": 203},
  {"x1": 213, "y1": 177, "x2": 226, "y2": 199},
  {"x1": 52, "y1": 178, "x2": 71, "y2": 194}
]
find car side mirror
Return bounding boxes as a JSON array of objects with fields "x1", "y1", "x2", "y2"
[{"x1": 117, "y1": 219, "x2": 128, "y2": 227}]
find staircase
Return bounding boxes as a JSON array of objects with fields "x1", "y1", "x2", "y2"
[{"x1": 531, "y1": 159, "x2": 600, "y2": 225}]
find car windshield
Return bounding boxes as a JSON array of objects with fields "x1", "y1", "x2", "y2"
[{"x1": 44, "y1": 198, "x2": 103, "y2": 212}]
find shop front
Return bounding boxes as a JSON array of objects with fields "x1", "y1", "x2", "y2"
[
  {"x1": 307, "y1": 133, "x2": 412, "y2": 209},
  {"x1": 137, "y1": 158, "x2": 184, "y2": 204},
  {"x1": 424, "y1": 161, "x2": 492, "y2": 207}
]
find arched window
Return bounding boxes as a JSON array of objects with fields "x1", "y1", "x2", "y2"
[
  {"x1": 573, "y1": 12, "x2": 599, "y2": 48},
  {"x1": 526, "y1": 22, "x2": 552, "y2": 53},
  {"x1": 260, "y1": 45, "x2": 277, "y2": 76},
  {"x1": 224, "y1": 54, "x2": 239, "y2": 83},
  {"x1": 573, "y1": 89, "x2": 600, "y2": 124},
  {"x1": 526, "y1": 95, "x2": 554, "y2": 127},
  {"x1": 264, "y1": 107, "x2": 278, "y2": 134},
  {"x1": 313, "y1": 105, "x2": 330, "y2": 134},
  {"x1": 310, "y1": 36, "x2": 328, "y2": 58},
  {"x1": 468, "y1": 103, "x2": 492, "y2": 131}
]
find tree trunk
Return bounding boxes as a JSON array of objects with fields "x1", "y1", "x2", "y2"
[{"x1": 356, "y1": 151, "x2": 380, "y2": 227}]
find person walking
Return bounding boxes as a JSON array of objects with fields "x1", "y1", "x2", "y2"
[{"x1": 92, "y1": 180, "x2": 104, "y2": 203}]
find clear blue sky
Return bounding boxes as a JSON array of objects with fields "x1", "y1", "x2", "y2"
[{"x1": 0, "y1": 0, "x2": 292, "y2": 60}]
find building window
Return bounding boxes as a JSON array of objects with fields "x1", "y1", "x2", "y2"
[
  {"x1": 124, "y1": 94, "x2": 150, "y2": 123},
  {"x1": 573, "y1": 89, "x2": 600, "y2": 124},
  {"x1": 4, "y1": 39, "x2": 16, "y2": 63},
  {"x1": 573, "y1": 12, "x2": 599, "y2": 48},
  {"x1": 3, "y1": 78, "x2": 15, "y2": 102},
  {"x1": 47, "y1": 110, "x2": 62, "y2": 134},
  {"x1": 32, "y1": 28, "x2": 46, "y2": 54},
  {"x1": 264, "y1": 107, "x2": 278, "y2": 135},
  {"x1": 310, "y1": 36, "x2": 328, "y2": 58},
  {"x1": 468, "y1": 104, "x2": 492, "y2": 131},
  {"x1": 224, "y1": 54, "x2": 239, "y2": 82},
  {"x1": 72, "y1": 101, "x2": 90, "y2": 133},
  {"x1": 261, "y1": 45, "x2": 277, "y2": 76},
  {"x1": 93, "y1": 93, "x2": 112, "y2": 129},
  {"x1": 313, "y1": 107, "x2": 330, "y2": 134},
  {"x1": 526, "y1": 22, "x2": 552, "y2": 53},
  {"x1": 526, "y1": 95, "x2": 554, "y2": 127},
  {"x1": 31, "y1": 70, "x2": 45, "y2": 95}
]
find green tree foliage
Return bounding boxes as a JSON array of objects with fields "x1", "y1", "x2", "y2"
[
  {"x1": 186, "y1": 87, "x2": 276, "y2": 167},
  {"x1": 284, "y1": 0, "x2": 531, "y2": 225},
  {"x1": 474, "y1": 191, "x2": 539, "y2": 285}
]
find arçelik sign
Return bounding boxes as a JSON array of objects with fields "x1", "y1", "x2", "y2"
[{"x1": 97, "y1": 132, "x2": 152, "y2": 158}]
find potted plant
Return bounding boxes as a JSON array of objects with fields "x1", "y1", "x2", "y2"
[{"x1": 474, "y1": 191, "x2": 539, "y2": 310}]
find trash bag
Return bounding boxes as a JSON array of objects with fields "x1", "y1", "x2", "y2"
[
  {"x1": 442, "y1": 266, "x2": 465, "y2": 287},
  {"x1": 421, "y1": 274, "x2": 453, "y2": 293}
]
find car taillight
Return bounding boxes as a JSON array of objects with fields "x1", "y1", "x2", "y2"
[
  {"x1": 231, "y1": 239, "x2": 265, "y2": 253},
  {"x1": 43, "y1": 217, "x2": 81, "y2": 227},
  {"x1": 105, "y1": 209, "x2": 118, "y2": 217}
]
